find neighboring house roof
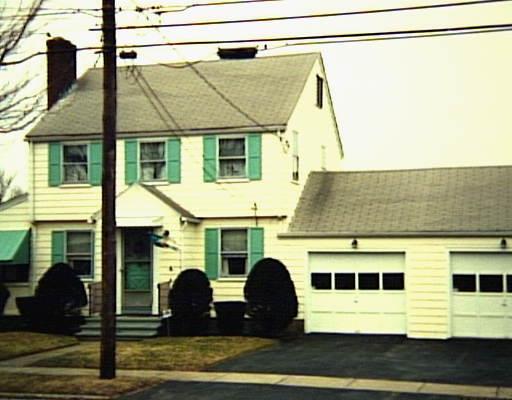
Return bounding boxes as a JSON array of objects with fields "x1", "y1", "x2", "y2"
[
  {"x1": 27, "y1": 53, "x2": 325, "y2": 141},
  {"x1": 0, "y1": 193, "x2": 28, "y2": 212},
  {"x1": 283, "y1": 166, "x2": 512, "y2": 237}
]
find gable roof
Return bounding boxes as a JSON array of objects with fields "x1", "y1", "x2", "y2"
[
  {"x1": 27, "y1": 53, "x2": 323, "y2": 141},
  {"x1": 283, "y1": 166, "x2": 512, "y2": 237}
]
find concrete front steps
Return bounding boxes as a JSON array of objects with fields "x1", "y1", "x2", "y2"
[{"x1": 76, "y1": 315, "x2": 163, "y2": 339}]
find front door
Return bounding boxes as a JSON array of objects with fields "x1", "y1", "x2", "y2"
[{"x1": 122, "y1": 228, "x2": 153, "y2": 314}]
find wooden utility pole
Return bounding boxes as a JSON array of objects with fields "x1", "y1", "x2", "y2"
[{"x1": 100, "y1": 0, "x2": 117, "y2": 380}]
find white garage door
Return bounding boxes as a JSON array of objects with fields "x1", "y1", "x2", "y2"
[
  {"x1": 451, "y1": 252, "x2": 512, "y2": 338},
  {"x1": 307, "y1": 252, "x2": 406, "y2": 334}
]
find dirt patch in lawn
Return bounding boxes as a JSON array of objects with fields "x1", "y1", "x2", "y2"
[
  {"x1": 33, "y1": 336, "x2": 276, "y2": 370},
  {"x1": 0, "y1": 332, "x2": 78, "y2": 361},
  {"x1": 0, "y1": 372, "x2": 163, "y2": 398}
]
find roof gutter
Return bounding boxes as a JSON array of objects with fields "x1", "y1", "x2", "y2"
[{"x1": 278, "y1": 231, "x2": 512, "y2": 239}]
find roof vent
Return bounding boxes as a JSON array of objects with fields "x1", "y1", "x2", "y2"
[{"x1": 217, "y1": 47, "x2": 258, "y2": 60}]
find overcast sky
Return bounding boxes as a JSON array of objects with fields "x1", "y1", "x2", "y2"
[{"x1": 1, "y1": 0, "x2": 512, "y2": 189}]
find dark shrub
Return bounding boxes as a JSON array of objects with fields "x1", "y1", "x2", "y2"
[
  {"x1": 17, "y1": 262, "x2": 87, "y2": 334},
  {"x1": 214, "y1": 301, "x2": 246, "y2": 335},
  {"x1": 244, "y1": 258, "x2": 298, "y2": 337},
  {"x1": 0, "y1": 283, "x2": 10, "y2": 316},
  {"x1": 168, "y1": 268, "x2": 212, "y2": 335}
]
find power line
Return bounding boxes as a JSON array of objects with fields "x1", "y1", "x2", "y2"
[
  {"x1": 99, "y1": 0, "x2": 512, "y2": 31},
  {"x1": 3, "y1": 23, "x2": 512, "y2": 66}
]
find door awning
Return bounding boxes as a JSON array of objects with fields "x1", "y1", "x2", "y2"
[{"x1": 0, "y1": 230, "x2": 30, "y2": 265}]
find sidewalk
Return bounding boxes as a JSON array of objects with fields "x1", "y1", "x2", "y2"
[{"x1": 1, "y1": 346, "x2": 512, "y2": 399}]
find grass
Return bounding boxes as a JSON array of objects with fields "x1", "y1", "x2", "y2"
[
  {"x1": 0, "y1": 332, "x2": 78, "y2": 361},
  {"x1": 33, "y1": 336, "x2": 276, "y2": 370},
  {"x1": 0, "y1": 372, "x2": 164, "y2": 398}
]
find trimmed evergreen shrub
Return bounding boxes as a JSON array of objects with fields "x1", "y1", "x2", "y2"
[
  {"x1": 17, "y1": 262, "x2": 87, "y2": 334},
  {"x1": 168, "y1": 268, "x2": 213, "y2": 335},
  {"x1": 244, "y1": 257, "x2": 298, "y2": 337}
]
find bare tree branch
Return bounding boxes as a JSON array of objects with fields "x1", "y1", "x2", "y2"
[{"x1": 0, "y1": 0, "x2": 45, "y2": 134}]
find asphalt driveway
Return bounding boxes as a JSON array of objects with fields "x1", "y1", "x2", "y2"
[{"x1": 209, "y1": 334, "x2": 512, "y2": 387}]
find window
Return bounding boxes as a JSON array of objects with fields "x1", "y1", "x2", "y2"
[
  {"x1": 358, "y1": 273, "x2": 379, "y2": 290},
  {"x1": 62, "y1": 144, "x2": 88, "y2": 183},
  {"x1": 453, "y1": 274, "x2": 476, "y2": 292},
  {"x1": 383, "y1": 273, "x2": 405, "y2": 290},
  {"x1": 220, "y1": 229, "x2": 248, "y2": 277},
  {"x1": 49, "y1": 142, "x2": 102, "y2": 187},
  {"x1": 292, "y1": 131, "x2": 299, "y2": 181},
  {"x1": 140, "y1": 141, "x2": 166, "y2": 181},
  {"x1": 316, "y1": 75, "x2": 324, "y2": 108},
  {"x1": 479, "y1": 274, "x2": 503, "y2": 293},
  {"x1": 335, "y1": 273, "x2": 355, "y2": 290},
  {"x1": 507, "y1": 275, "x2": 512, "y2": 293},
  {"x1": 66, "y1": 231, "x2": 94, "y2": 277},
  {"x1": 311, "y1": 273, "x2": 331, "y2": 290},
  {"x1": 218, "y1": 138, "x2": 246, "y2": 178}
]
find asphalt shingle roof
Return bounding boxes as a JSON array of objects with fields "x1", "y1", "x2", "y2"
[
  {"x1": 286, "y1": 166, "x2": 512, "y2": 237},
  {"x1": 27, "y1": 53, "x2": 320, "y2": 140}
]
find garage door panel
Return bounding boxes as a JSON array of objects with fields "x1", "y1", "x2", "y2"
[
  {"x1": 451, "y1": 252, "x2": 512, "y2": 339},
  {"x1": 310, "y1": 293, "x2": 336, "y2": 312}
]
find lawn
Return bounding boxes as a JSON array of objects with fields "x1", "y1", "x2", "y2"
[
  {"x1": 0, "y1": 332, "x2": 78, "y2": 361},
  {"x1": 0, "y1": 372, "x2": 163, "y2": 398},
  {"x1": 33, "y1": 336, "x2": 276, "y2": 370}
]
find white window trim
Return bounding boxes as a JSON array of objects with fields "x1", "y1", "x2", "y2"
[
  {"x1": 64, "y1": 230, "x2": 94, "y2": 279},
  {"x1": 219, "y1": 227, "x2": 249, "y2": 278},
  {"x1": 139, "y1": 139, "x2": 167, "y2": 182},
  {"x1": 61, "y1": 143, "x2": 89, "y2": 184},
  {"x1": 217, "y1": 136, "x2": 247, "y2": 179}
]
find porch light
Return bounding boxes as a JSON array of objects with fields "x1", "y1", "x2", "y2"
[
  {"x1": 351, "y1": 239, "x2": 358, "y2": 249},
  {"x1": 500, "y1": 238, "x2": 507, "y2": 249}
]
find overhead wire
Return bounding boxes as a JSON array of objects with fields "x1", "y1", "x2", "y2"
[
  {"x1": 104, "y1": 0, "x2": 512, "y2": 31},
  {"x1": 3, "y1": 22, "x2": 512, "y2": 67}
]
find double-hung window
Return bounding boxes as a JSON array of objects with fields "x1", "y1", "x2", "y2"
[
  {"x1": 204, "y1": 227, "x2": 264, "y2": 280},
  {"x1": 218, "y1": 138, "x2": 246, "y2": 178},
  {"x1": 221, "y1": 229, "x2": 248, "y2": 276},
  {"x1": 140, "y1": 141, "x2": 166, "y2": 181},
  {"x1": 48, "y1": 142, "x2": 102, "y2": 186},
  {"x1": 62, "y1": 144, "x2": 88, "y2": 183},
  {"x1": 292, "y1": 131, "x2": 299, "y2": 181},
  {"x1": 51, "y1": 231, "x2": 94, "y2": 278}
]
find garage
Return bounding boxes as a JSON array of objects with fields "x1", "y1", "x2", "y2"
[
  {"x1": 307, "y1": 252, "x2": 406, "y2": 335},
  {"x1": 451, "y1": 252, "x2": 512, "y2": 338}
]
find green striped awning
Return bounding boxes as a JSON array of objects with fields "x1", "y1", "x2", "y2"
[{"x1": 0, "y1": 230, "x2": 30, "y2": 265}]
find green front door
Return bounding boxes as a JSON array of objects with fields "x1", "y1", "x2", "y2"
[{"x1": 122, "y1": 228, "x2": 153, "y2": 314}]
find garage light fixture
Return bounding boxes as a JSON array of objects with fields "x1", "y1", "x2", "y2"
[
  {"x1": 500, "y1": 238, "x2": 507, "y2": 249},
  {"x1": 351, "y1": 239, "x2": 358, "y2": 249}
]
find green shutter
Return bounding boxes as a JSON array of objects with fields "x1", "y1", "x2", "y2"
[
  {"x1": 204, "y1": 228, "x2": 219, "y2": 280},
  {"x1": 48, "y1": 142, "x2": 61, "y2": 186},
  {"x1": 89, "y1": 142, "x2": 102, "y2": 186},
  {"x1": 248, "y1": 134, "x2": 262, "y2": 180},
  {"x1": 203, "y1": 136, "x2": 217, "y2": 182},
  {"x1": 167, "y1": 138, "x2": 181, "y2": 183},
  {"x1": 249, "y1": 227, "x2": 264, "y2": 269},
  {"x1": 51, "y1": 231, "x2": 65, "y2": 265},
  {"x1": 125, "y1": 139, "x2": 138, "y2": 184}
]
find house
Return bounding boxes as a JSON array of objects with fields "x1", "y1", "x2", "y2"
[
  {"x1": 0, "y1": 38, "x2": 342, "y2": 317},
  {"x1": 279, "y1": 167, "x2": 512, "y2": 339},
  {"x1": 1, "y1": 37, "x2": 510, "y2": 341}
]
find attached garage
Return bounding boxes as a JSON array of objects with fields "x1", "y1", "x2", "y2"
[
  {"x1": 451, "y1": 252, "x2": 512, "y2": 338},
  {"x1": 307, "y1": 252, "x2": 406, "y2": 335}
]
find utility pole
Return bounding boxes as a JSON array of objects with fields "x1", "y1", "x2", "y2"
[{"x1": 100, "y1": 0, "x2": 117, "y2": 380}]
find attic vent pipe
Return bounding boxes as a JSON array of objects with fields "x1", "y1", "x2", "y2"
[{"x1": 217, "y1": 47, "x2": 258, "y2": 59}]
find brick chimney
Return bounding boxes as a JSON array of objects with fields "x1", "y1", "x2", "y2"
[{"x1": 47, "y1": 37, "x2": 77, "y2": 110}]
